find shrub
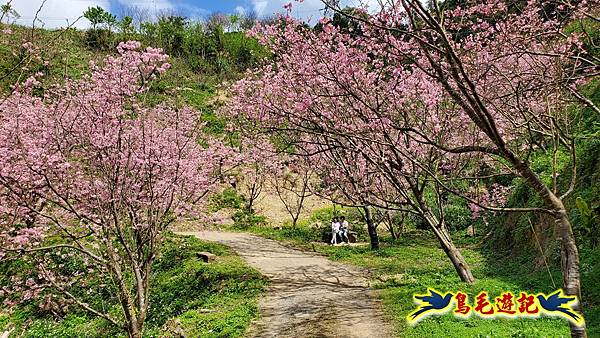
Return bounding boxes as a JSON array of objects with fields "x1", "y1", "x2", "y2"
[{"x1": 232, "y1": 211, "x2": 267, "y2": 229}]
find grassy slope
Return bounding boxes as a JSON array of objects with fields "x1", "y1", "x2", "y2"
[
  {"x1": 236, "y1": 209, "x2": 598, "y2": 338},
  {"x1": 0, "y1": 234, "x2": 267, "y2": 337}
]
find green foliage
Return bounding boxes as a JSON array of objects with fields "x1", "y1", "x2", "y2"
[
  {"x1": 441, "y1": 194, "x2": 474, "y2": 231},
  {"x1": 15, "y1": 314, "x2": 118, "y2": 338},
  {"x1": 565, "y1": 18, "x2": 600, "y2": 64},
  {"x1": 83, "y1": 6, "x2": 117, "y2": 49},
  {"x1": 1, "y1": 234, "x2": 267, "y2": 337},
  {"x1": 574, "y1": 197, "x2": 598, "y2": 246},
  {"x1": 0, "y1": 27, "x2": 78, "y2": 90},
  {"x1": 486, "y1": 77, "x2": 600, "y2": 252},
  {"x1": 135, "y1": 18, "x2": 268, "y2": 76},
  {"x1": 576, "y1": 197, "x2": 591, "y2": 217},
  {"x1": 303, "y1": 206, "x2": 369, "y2": 241},
  {"x1": 201, "y1": 109, "x2": 228, "y2": 135},
  {"x1": 231, "y1": 211, "x2": 267, "y2": 229},
  {"x1": 119, "y1": 16, "x2": 134, "y2": 39},
  {"x1": 157, "y1": 16, "x2": 187, "y2": 56},
  {"x1": 83, "y1": 6, "x2": 106, "y2": 28},
  {"x1": 209, "y1": 187, "x2": 246, "y2": 211},
  {"x1": 1, "y1": 3, "x2": 19, "y2": 21},
  {"x1": 84, "y1": 29, "x2": 113, "y2": 50},
  {"x1": 242, "y1": 222, "x2": 323, "y2": 243},
  {"x1": 83, "y1": 6, "x2": 114, "y2": 30},
  {"x1": 172, "y1": 302, "x2": 258, "y2": 338}
]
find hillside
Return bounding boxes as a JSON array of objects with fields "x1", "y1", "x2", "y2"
[{"x1": 0, "y1": 3, "x2": 599, "y2": 338}]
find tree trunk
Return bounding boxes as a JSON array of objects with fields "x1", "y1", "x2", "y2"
[
  {"x1": 424, "y1": 211, "x2": 475, "y2": 284},
  {"x1": 385, "y1": 210, "x2": 398, "y2": 241},
  {"x1": 388, "y1": 224, "x2": 397, "y2": 241},
  {"x1": 411, "y1": 182, "x2": 476, "y2": 284},
  {"x1": 435, "y1": 226, "x2": 475, "y2": 284},
  {"x1": 557, "y1": 211, "x2": 586, "y2": 338},
  {"x1": 127, "y1": 321, "x2": 142, "y2": 338},
  {"x1": 363, "y1": 206, "x2": 380, "y2": 250},
  {"x1": 507, "y1": 153, "x2": 586, "y2": 338}
]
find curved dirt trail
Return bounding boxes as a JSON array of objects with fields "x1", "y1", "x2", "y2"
[{"x1": 179, "y1": 231, "x2": 393, "y2": 338}]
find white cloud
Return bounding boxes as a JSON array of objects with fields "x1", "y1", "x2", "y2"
[
  {"x1": 252, "y1": 0, "x2": 268, "y2": 15},
  {"x1": 250, "y1": 0, "x2": 322, "y2": 19},
  {"x1": 3, "y1": 0, "x2": 197, "y2": 29},
  {"x1": 112, "y1": 0, "x2": 179, "y2": 21},
  {"x1": 112, "y1": 1, "x2": 209, "y2": 22},
  {"x1": 6, "y1": 0, "x2": 111, "y2": 29},
  {"x1": 114, "y1": 0, "x2": 175, "y2": 14},
  {"x1": 175, "y1": 3, "x2": 209, "y2": 20},
  {"x1": 249, "y1": 0, "x2": 382, "y2": 21},
  {"x1": 235, "y1": 5, "x2": 247, "y2": 15}
]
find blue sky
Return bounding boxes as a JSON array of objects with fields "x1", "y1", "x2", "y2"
[{"x1": 4, "y1": 0, "x2": 378, "y2": 28}]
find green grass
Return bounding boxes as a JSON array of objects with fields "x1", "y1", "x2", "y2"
[
  {"x1": 239, "y1": 218, "x2": 598, "y2": 338},
  {"x1": 0, "y1": 233, "x2": 267, "y2": 338},
  {"x1": 228, "y1": 205, "x2": 369, "y2": 242}
]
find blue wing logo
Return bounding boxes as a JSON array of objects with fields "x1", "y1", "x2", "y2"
[
  {"x1": 536, "y1": 290, "x2": 584, "y2": 326},
  {"x1": 407, "y1": 288, "x2": 454, "y2": 324},
  {"x1": 407, "y1": 288, "x2": 585, "y2": 326}
]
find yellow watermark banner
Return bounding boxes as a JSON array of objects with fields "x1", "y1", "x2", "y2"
[{"x1": 407, "y1": 288, "x2": 584, "y2": 326}]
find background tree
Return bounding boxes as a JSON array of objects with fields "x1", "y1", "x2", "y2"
[
  {"x1": 83, "y1": 6, "x2": 116, "y2": 49},
  {"x1": 273, "y1": 165, "x2": 313, "y2": 228},
  {"x1": 239, "y1": 142, "x2": 280, "y2": 214},
  {"x1": 156, "y1": 15, "x2": 187, "y2": 56},
  {"x1": 229, "y1": 13, "x2": 241, "y2": 32},
  {"x1": 104, "y1": 11, "x2": 117, "y2": 32},
  {"x1": 83, "y1": 6, "x2": 109, "y2": 30},
  {"x1": 373, "y1": 207, "x2": 406, "y2": 241},
  {"x1": 206, "y1": 12, "x2": 230, "y2": 33},
  {"x1": 241, "y1": 10, "x2": 258, "y2": 30},
  {"x1": 0, "y1": 2, "x2": 19, "y2": 24},
  {"x1": 119, "y1": 16, "x2": 134, "y2": 39}
]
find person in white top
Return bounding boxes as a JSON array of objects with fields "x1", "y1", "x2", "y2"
[
  {"x1": 330, "y1": 217, "x2": 341, "y2": 245},
  {"x1": 339, "y1": 216, "x2": 350, "y2": 243}
]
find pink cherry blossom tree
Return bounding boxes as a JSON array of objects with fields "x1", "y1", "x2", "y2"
[
  {"x1": 229, "y1": 6, "x2": 597, "y2": 328},
  {"x1": 0, "y1": 41, "x2": 233, "y2": 337},
  {"x1": 319, "y1": 1, "x2": 597, "y2": 336},
  {"x1": 227, "y1": 14, "x2": 478, "y2": 282}
]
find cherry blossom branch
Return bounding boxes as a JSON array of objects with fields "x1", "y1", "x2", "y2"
[{"x1": 39, "y1": 265, "x2": 120, "y2": 328}]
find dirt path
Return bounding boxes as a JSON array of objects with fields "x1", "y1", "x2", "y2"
[{"x1": 179, "y1": 231, "x2": 393, "y2": 338}]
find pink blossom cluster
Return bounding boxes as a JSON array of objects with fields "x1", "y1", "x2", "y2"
[
  {"x1": 230, "y1": 0, "x2": 593, "y2": 205},
  {"x1": 468, "y1": 183, "x2": 512, "y2": 219},
  {"x1": 0, "y1": 41, "x2": 233, "y2": 307},
  {"x1": 231, "y1": 14, "x2": 476, "y2": 209}
]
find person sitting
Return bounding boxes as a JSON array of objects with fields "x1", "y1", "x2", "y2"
[
  {"x1": 339, "y1": 216, "x2": 350, "y2": 243},
  {"x1": 330, "y1": 217, "x2": 341, "y2": 245}
]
